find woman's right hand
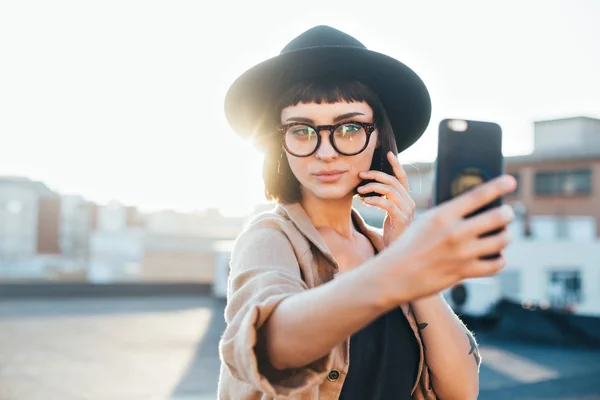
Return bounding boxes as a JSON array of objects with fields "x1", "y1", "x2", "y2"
[{"x1": 382, "y1": 174, "x2": 518, "y2": 303}]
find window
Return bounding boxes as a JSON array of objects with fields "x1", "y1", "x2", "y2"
[
  {"x1": 547, "y1": 270, "x2": 582, "y2": 308},
  {"x1": 535, "y1": 169, "x2": 592, "y2": 196},
  {"x1": 499, "y1": 269, "x2": 521, "y2": 299}
]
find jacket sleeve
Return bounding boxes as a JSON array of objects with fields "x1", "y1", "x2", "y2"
[{"x1": 218, "y1": 220, "x2": 334, "y2": 397}]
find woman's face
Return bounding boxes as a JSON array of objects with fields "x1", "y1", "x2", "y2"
[{"x1": 280, "y1": 101, "x2": 378, "y2": 201}]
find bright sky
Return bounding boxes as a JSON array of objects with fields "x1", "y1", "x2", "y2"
[{"x1": 1, "y1": 0, "x2": 599, "y2": 216}]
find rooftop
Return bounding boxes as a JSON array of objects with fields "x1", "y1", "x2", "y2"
[{"x1": 0, "y1": 176, "x2": 57, "y2": 196}]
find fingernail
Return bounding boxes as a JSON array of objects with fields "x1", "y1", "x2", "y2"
[{"x1": 502, "y1": 175, "x2": 515, "y2": 189}]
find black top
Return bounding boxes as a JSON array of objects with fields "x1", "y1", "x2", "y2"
[{"x1": 339, "y1": 236, "x2": 420, "y2": 400}]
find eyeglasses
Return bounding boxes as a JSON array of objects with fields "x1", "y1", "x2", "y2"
[{"x1": 276, "y1": 121, "x2": 376, "y2": 157}]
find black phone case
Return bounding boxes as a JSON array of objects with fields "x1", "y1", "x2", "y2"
[
  {"x1": 434, "y1": 119, "x2": 504, "y2": 259},
  {"x1": 359, "y1": 148, "x2": 396, "y2": 197}
]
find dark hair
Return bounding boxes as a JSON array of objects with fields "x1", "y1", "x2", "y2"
[{"x1": 263, "y1": 78, "x2": 398, "y2": 203}]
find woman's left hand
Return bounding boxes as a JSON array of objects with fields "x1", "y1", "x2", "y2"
[{"x1": 358, "y1": 151, "x2": 416, "y2": 247}]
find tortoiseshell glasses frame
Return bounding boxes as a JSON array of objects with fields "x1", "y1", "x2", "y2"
[{"x1": 276, "y1": 121, "x2": 376, "y2": 157}]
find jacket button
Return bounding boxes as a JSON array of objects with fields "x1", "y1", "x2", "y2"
[{"x1": 327, "y1": 369, "x2": 340, "y2": 381}]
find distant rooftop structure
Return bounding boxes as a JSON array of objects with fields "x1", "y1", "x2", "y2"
[
  {"x1": 508, "y1": 146, "x2": 600, "y2": 164},
  {"x1": 0, "y1": 176, "x2": 57, "y2": 196},
  {"x1": 532, "y1": 116, "x2": 600, "y2": 157}
]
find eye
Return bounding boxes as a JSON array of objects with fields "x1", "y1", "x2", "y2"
[
  {"x1": 287, "y1": 125, "x2": 316, "y2": 139},
  {"x1": 336, "y1": 123, "x2": 363, "y2": 138}
]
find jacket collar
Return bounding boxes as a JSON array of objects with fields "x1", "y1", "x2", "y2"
[{"x1": 275, "y1": 202, "x2": 385, "y2": 267}]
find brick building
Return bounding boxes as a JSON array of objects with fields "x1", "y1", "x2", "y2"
[
  {"x1": 404, "y1": 116, "x2": 600, "y2": 237},
  {"x1": 400, "y1": 116, "x2": 600, "y2": 316}
]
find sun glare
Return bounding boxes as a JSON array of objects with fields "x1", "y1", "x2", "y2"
[{"x1": 207, "y1": 138, "x2": 266, "y2": 217}]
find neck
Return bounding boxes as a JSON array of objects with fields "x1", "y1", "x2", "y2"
[{"x1": 300, "y1": 192, "x2": 356, "y2": 239}]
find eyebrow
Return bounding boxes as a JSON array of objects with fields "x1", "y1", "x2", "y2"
[{"x1": 285, "y1": 112, "x2": 366, "y2": 124}]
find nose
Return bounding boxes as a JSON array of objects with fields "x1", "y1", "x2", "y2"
[{"x1": 315, "y1": 130, "x2": 337, "y2": 160}]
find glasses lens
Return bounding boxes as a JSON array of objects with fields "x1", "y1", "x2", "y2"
[
  {"x1": 284, "y1": 124, "x2": 318, "y2": 156},
  {"x1": 333, "y1": 123, "x2": 368, "y2": 155}
]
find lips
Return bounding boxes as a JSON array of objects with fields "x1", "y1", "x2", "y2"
[
  {"x1": 313, "y1": 170, "x2": 346, "y2": 183},
  {"x1": 314, "y1": 170, "x2": 345, "y2": 176}
]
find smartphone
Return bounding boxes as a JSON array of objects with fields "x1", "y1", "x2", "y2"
[
  {"x1": 434, "y1": 119, "x2": 504, "y2": 258},
  {"x1": 359, "y1": 148, "x2": 396, "y2": 197}
]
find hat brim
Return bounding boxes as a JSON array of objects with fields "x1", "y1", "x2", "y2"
[{"x1": 224, "y1": 46, "x2": 431, "y2": 153}]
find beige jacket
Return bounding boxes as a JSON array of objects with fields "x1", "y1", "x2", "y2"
[{"x1": 218, "y1": 202, "x2": 438, "y2": 399}]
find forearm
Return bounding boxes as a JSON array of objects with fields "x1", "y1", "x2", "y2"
[
  {"x1": 411, "y1": 293, "x2": 480, "y2": 400},
  {"x1": 260, "y1": 259, "x2": 394, "y2": 371}
]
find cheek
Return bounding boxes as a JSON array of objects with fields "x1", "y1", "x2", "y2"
[
  {"x1": 354, "y1": 135, "x2": 378, "y2": 173},
  {"x1": 286, "y1": 155, "x2": 309, "y2": 180},
  {"x1": 352, "y1": 150, "x2": 376, "y2": 173}
]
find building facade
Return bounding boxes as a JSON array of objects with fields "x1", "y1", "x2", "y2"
[
  {"x1": 401, "y1": 116, "x2": 600, "y2": 316},
  {"x1": 0, "y1": 177, "x2": 61, "y2": 279}
]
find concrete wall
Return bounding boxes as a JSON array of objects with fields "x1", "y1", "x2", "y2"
[
  {"x1": 503, "y1": 240, "x2": 600, "y2": 317},
  {"x1": 534, "y1": 117, "x2": 600, "y2": 154},
  {"x1": 141, "y1": 251, "x2": 214, "y2": 283}
]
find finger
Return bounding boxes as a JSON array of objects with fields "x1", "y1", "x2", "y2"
[
  {"x1": 359, "y1": 183, "x2": 415, "y2": 215},
  {"x1": 443, "y1": 175, "x2": 517, "y2": 217},
  {"x1": 358, "y1": 182, "x2": 403, "y2": 205},
  {"x1": 359, "y1": 169, "x2": 406, "y2": 196},
  {"x1": 459, "y1": 256, "x2": 507, "y2": 279},
  {"x1": 457, "y1": 204, "x2": 515, "y2": 238},
  {"x1": 461, "y1": 229, "x2": 511, "y2": 259},
  {"x1": 363, "y1": 195, "x2": 407, "y2": 220},
  {"x1": 387, "y1": 151, "x2": 409, "y2": 191}
]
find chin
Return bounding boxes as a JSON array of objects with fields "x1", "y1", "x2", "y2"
[{"x1": 306, "y1": 184, "x2": 355, "y2": 201}]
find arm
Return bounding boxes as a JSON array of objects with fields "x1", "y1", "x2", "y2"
[
  {"x1": 221, "y1": 176, "x2": 515, "y2": 397},
  {"x1": 261, "y1": 248, "x2": 394, "y2": 370},
  {"x1": 411, "y1": 294, "x2": 481, "y2": 400},
  {"x1": 219, "y1": 221, "x2": 400, "y2": 397}
]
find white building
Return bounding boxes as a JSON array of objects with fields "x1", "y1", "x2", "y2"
[
  {"x1": 60, "y1": 195, "x2": 93, "y2": 259},
  {"x1": 87, "y1": 203, "x2": 244, "y2": 283},
  {"x1": 0, "y1": 182, "x2": 39, "y2": 261},
  {"x1": 96, "y1": 200, "x2": 129, "y2": 232},
  {"x1": 88, "y1": 228, "x2": 145, "y2": 283},
  {"x1": 500, "y1": 215, "x2": 600, "y2": 317},
  {"x1": 0, "y1": 177, "x2": 58, "y2": 279}
]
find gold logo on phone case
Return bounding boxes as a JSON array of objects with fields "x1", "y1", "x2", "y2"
[{"x1": 451, "y1": 169, "x2": 486, "y2": 197}]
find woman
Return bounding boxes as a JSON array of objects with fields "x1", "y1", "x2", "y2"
[{"x1": 218, "y1": 26, "x2": 516, "y2": 400}]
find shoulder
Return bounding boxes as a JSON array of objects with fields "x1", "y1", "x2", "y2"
[
  {"x1": 245, "y1": 206, "x2": 290, "y2": 230},
  {"x1": 233, "y1": 207, "x2": 310, "y2": 262},
  {"x1": 239, "y1": 206, "x2": 293, "y2": 242}
]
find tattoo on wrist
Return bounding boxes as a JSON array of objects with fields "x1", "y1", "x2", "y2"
[{"x1": 466, "y1": 333, "x2": 481, "y2": 365}]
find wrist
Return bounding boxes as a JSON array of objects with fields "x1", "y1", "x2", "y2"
[
  {"x1": 339, "y1": 257, "x2": 397, "y2": 315},
  {"x1": 411, "y1": 292, "x2": 446, "y2": 314},
  {"x1": 414, "y1": 292, "x2": 444, "y2": 304},
  {"x1": 363, "y1": 249, "x2": 417, "y2": 308}
]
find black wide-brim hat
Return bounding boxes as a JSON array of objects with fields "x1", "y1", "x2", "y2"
[{"x1": 224, "y1": 25, "x2": 432, "y2": 153}]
